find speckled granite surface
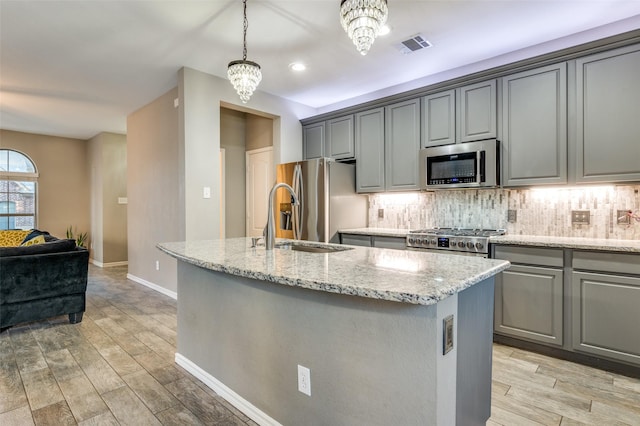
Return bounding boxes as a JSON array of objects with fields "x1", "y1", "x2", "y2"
[
  {"x1": 490, "y1": 235, "x2": 640, "y2": 253},
  {"x1": 157, "y1": 238, "x2": 510, "y2": 306},
  {"x1": 339, "y1": 228, "x2": 410, "y2": 237}
]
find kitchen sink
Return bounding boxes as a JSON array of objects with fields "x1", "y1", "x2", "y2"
[{"x1": 275, "y1": 242, "x2": 353, "y2": 254}]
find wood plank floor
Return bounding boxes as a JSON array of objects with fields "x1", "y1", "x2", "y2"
[{"x1": 2, "y1": 265, "x2": 639, "y2": 425}]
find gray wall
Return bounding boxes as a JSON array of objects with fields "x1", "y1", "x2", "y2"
[
  {"x1": 246, "y1": 114, "x2": 273, "y2": 151},
  {"x1": 88, "y1": 132, "x2": 127, "y2": 264},
  {"x1": 127, "y1": 88, "x2": 180, "y2": 293},
  {"x1": 125, "y1": 67, "x2": 314, "y2": 294},
  {"x1": 177, "y1": 262, "x2": 441, "y2": 425},
  {"x1": 0, "y1": 129, "x2": 90, "y2": 241}
]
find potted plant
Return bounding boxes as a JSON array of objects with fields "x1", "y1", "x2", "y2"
[{"x1": 66, "y1": 226, "x2": 88, "y2": 248}]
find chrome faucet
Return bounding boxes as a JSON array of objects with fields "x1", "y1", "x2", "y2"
[{"x1": 265, "y1": 183, "x2": 299, "y2": 250}]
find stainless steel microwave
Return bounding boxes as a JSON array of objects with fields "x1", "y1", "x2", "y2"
[{"x1": 419, "y1": 139, "x2": 500, "y2": 189}]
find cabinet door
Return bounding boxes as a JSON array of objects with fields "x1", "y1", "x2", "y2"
[
  {"x1": 303, "y1": 122, "x2": 326, "y2": 160},
  {"x1": 327, "y1": 115, "x2": 355, "y2": 160},
  {"x1": 502, "y1": 63, "x2": 567, "y2": 186},
  {"x1": 456, "y1": 80, "x2": 497, "y2": 143},
  {"x1": 575, "y1": 44, "x2": 640, "y2": 183},
  {"x1": 355, "y1": 108, "x2": 385, "y2": 192},
  {"x1": 421, "y1": 90, "x2": 455, "y2": 147},
  {"x1": 494, "y1": 264, "x2": 563, "y2": 346},
  {"x1": 572, "y1": 271, "x2": 640, "y2": 366},
  {"x1": 385, "y1": 99, "x2": 420, "y2": 191}
]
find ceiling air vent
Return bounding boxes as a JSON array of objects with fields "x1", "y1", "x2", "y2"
[{"x1": 396, "y1": 34, "x2": 432, "y2": 55}]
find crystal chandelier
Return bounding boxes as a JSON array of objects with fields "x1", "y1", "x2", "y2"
[
  {"x1": 228, "y1": 0, "x2": 262, "y2": 103},
  {"x1": 340, "y1": 0, "x2": 388, "y2": 56}
]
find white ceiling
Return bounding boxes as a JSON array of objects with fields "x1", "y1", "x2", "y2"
[{"x1": 1, "y1": 1, "x2": 639, "y2": 140}]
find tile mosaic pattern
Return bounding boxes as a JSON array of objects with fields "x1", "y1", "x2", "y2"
[{"x1": 368, "y1": 185, "x2": 640, "y2": 240}]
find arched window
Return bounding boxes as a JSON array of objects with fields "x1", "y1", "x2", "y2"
[{"x1": 0, "y1": 149, "x2": 38, "y2": 230}]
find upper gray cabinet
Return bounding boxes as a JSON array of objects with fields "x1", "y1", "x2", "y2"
[
  {"x1": 502, "y1": 63, "x2": 567, "y2": 186},
  {"x1": 355, "y1": 107, "x2": 386, "y2": 192},
  {"x1": 385, "y1": 99, "x2": 421, "y2": 191},
  {"x1": 303, "y1": 115, "x2": 355, "y2": 161},
  {"x1": 575, "y1": 44, "x2": 640, "y2": 183},
  {"x1": 302, "y1": 122, "x2": 325, "y2": 160},
  {"x1": 355, "y1": 100, "x2": 420, "y2": 193},
  {"x1": 421, "y1": 90, "x2": 456, "y2": 147},
  {"x1": 327, "y1": 115, "x2": 355, "y2": 160},
  {"x1": 456, "y1": 80, "x2": 497, "y2": 143}
]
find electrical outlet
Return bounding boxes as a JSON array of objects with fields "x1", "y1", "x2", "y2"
[
  {"x1": 571, "y1": 210, "x2": 590, "y2": 225},
  {"x1": 298, "y1": 365, "x2": 311, "y2": 396},
  {"x1": 507, "y1": 209, "x2": 517, "y2": 223},
  {"x1": 443, "y1": 315, "x2": 454, "y2": 355},
  {"x1": 617, "y1": 210, "x2": 631, "y2": 225},
  {"x1": 155, "y1": 260, "x2": 160, "y2": 271},
  {"x1": 378, "y1": 208, "x2": 384, "y2": 219}
]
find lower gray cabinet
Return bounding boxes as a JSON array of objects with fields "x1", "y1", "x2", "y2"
[
  {"x1": 572, "y1": 251, "x2": 640, "y2": 365},
  {"x1": 340, "y1": 233, "x2": 406, "y2": 250},
  {"x1": 340, "y1": 233, "x2": 372, "y2": 247},
  {"x1": 493, "y1": 245, "x2": 564, "y2": 346},
  {"x1": 494, "y1": 264, "x2": 564, "y2": 346}
]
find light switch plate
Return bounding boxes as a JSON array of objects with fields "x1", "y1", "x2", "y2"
[
  {"x1": 617, "y1": 210, "x2": 631, "y2": 225},
  {"x1": 378, "y1": 209, "x2": 384, "y2": 219},
  {"x1": 507, "y1": 209, "x2": 517, "y2": 223},
  {"x1": 203, "y1": 187, "x2": 211, "y2": 199},
  {"x1": 571, "y1": 210, "x2": 590, "y2": 225}
]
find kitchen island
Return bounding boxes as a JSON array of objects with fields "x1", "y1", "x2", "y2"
[{"x1": 158, "y1": 238, "x2": 510, "y2": 426}]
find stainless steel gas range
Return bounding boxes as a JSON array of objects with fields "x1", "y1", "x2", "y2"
[{"x1": 406, "y1": 228, "x2": 506, "y2": 257}]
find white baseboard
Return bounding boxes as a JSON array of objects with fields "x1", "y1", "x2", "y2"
[
  {"x1": 175, "y1": 353, "x2": 282, "y2": 426},
  {"x1": 126, "y1": 273, "x2": 177, "y2": 300},
  {"x1": 91, "y1": 259, "x2": 128, "y2": 268}
]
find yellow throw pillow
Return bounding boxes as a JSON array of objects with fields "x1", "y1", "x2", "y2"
[
  {"x1": 21, "y1": 235, "x2": 46, "y2": 246},
  {"x1": 0, "y1": 230, "x2": 31, "y2": 247}
]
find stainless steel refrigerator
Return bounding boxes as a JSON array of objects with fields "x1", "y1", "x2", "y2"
[{"x1": 275, "y1": 158, "x2": 367, "y2": 243}]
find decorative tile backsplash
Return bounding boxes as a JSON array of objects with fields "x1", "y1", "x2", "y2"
[{"x1": 368, "y1": 185, "x2": 640, "y2": 240}]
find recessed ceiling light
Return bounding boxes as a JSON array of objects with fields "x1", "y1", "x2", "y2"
[
  {"x1": 289, "y1": 62, "x2": 306, "y2": 71},
  {"x1": 379, "y1": 25, "x2": 391, "y2": 36}
]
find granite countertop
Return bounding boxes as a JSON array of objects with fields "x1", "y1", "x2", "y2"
[
  {"x1": 490, "y1": 235, "x2": 640, "y2": 253},
  {"x1": 157, "y1": 238, "x2": 510, "y2": 306},
  {"x1": 339, "y1": 228, "x2": 411, "y2": 238}
]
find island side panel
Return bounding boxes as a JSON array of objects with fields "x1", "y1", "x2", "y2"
[
  {"x1": 456, "y1": 277, "x2": 495, "y2": 426},
  {"x1": 176, "y1": 262, "x2": 443, "y2": 425}
]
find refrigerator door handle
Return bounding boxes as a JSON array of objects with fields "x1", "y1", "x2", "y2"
[{"x1": 292, "y1": 164, "x2": 303, "y2": 240}]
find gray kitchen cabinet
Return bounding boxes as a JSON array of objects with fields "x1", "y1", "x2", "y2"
[
  {"x1": 303, "y1": 122, "x2": 326, "y2": 160},
  {"x1": 372, "y1": 236, "x2": 406, "y2": 250},
  {"x1": 502, "y1": 63, "x2": 567, "y2": 186},
  {"x1": 385, "y1": 99, "x2": 420, "y2": 191},
  {"x1": 572, "y1": 251, "x2": 640, "y2": 366},
  {"x1": 355, "y1": 107, "x2": 386, "y2": 192},
  {"x1": 575, "y1": 44, "x2": 640, "y2": 183},
  {"x1": 456, "y1": 80, "x2": 497, "y2": 143},
  {"x1": 421, "y1": 90, "x2": 456, "y2": 147},
  {"x1": 327, "y1": 115, "x2": 355, "y2": 160},
  {"x1": 340, "y1": 233, "x2": 373, "y2": 247},
  {"x1": 493, "y1": 246, "x2": 564, "y2": 346},
  {"x1": 340, "y1": 233, "x2": 406, "y2": 250}
]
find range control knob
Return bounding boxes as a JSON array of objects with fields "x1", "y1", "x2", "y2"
[
  {"x1": 430, "y1": 239, "x2": 437, "y2": 245},
  {"x1": 467, "y1": 242, "x2": 475, "y2": 249},
  {"x1": 408, "y1": 238, "x2": 414, "y2": 244},
  {"x1": 458, "y1": 241, "x2": 466, "y2": 248},
  {"x1": 475, "y1": 242, "x2": 484, "y2": 250}
]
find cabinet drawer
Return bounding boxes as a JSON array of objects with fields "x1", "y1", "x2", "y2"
[
  {"x1": 340, "y1": 233, "x2": 372, "y2": 247},
  {"x1": 373, "y1": 236, "x2": 406, "y2": 250},
  {"x1": 573, "y1": 251, "x2": 640, "y2": 276},
  {"x1": 493, "y1": 245, "x2": 563, "y2": 267},
  {"x1": 572, "y1": 271, "x2": 640, "y2": 365}
]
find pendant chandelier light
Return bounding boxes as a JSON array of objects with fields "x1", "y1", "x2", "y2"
[
  {"x1": 340, "y1": 0, "x2": 388, "y2": 56},
  {"x1": 228, "y1": 0, "x2": 261, "y2": 103}
]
